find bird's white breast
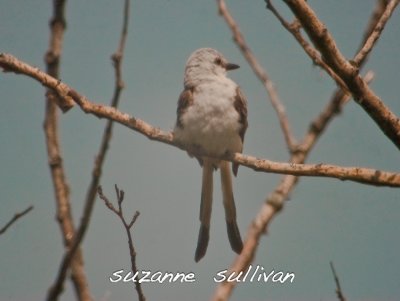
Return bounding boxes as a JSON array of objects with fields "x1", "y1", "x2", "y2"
[{"x1": 174, "y1": 76, "x2": 242, "y2": 156}]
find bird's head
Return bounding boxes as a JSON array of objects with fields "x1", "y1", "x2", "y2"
[{"x1": 184, "y1": 48, "x2": 239, "y2": 86}]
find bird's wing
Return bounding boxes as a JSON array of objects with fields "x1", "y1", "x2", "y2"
[
  {"x1": 176, "y1": 87, "x2": 194, "y2": 129},
  {"x1": 232, "y1": 86, "x2": 248, "y2": 176}
]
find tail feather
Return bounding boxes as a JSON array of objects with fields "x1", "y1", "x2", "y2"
[
  {"x1": 195, "y1": 224, "x2": 210, "y2": 262},
  {"x1": 195, "y1": 159, "x2": 213, "y2": 262},
  {"x1": 220, "y1": 161, "x2": 243, "y2": 254}
]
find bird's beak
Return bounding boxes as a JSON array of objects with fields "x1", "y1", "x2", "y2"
[{"x1": 225, "y1": 63, "x2": 240, "y2": 71}]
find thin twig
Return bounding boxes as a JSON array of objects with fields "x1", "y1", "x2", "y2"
[
  {"x1": 353, "y1": 0, "x2": 400, "y2": 65},
  {"x1": 0, "y1": 206, "x2": 33, "y2": 235},
  {"x1": 97, "y1": 186, "x2": 145, "y2": 301},
  {"x1": 217, "y1": 0, "x2": 297, "y2": 152},
  {"x1": 46, "y1": 1, "x2": 131, "y2": 300},
  {"x1": 357, "y1": 0, "x2": 389, "y2": 58},
  {"x1": 330, "y1": 262, "x2": 347, "y2": 301}
]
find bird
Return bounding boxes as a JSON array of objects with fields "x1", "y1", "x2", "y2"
[{"x1": 173, "y1": 48, "x2": 248, "y2": 262}]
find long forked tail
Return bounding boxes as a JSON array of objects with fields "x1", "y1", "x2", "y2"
[
  {"x1": 220, "y1": 160, "x2": 243, "y2": 254},
  {"x1": 195, "y1": 159, "x2": 213, "y2": 262}
]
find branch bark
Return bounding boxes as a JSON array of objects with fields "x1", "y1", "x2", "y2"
[
  {"x1": 43, "y1": 1, "x2": 91, "y2": 300},
  {"x1": 354, "y1": 0, "x2": 398, "y2": 65},
  {"x1": 230, "y1": 152, "x2": 400, "y2": 187}
]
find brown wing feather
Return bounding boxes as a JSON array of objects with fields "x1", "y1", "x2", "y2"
[
  {"x1": 232, "y1": 87, "x2": 248, "y2": 176},
  {"x1": 176, "y1": 87, "x2": 204, "y2": 166},
  {"x1": 176, "y1": 87, "x2": 194, "y2": 129}
]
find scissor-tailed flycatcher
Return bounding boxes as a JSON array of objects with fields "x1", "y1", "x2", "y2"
[{"x1": 174, "y1": 48, "x2": 248, "y2": 262}]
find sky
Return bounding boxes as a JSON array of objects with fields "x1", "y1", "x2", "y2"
[{"x1": 0, "y1": 1, "x2": 399, "y2": 301}]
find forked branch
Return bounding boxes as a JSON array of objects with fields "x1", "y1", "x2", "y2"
[{"x1": 97, "y1": 185, "x2": 145, "y2": 301}]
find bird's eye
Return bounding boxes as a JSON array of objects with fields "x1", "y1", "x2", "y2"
[{"x1": 214, "y1": 57, "x2": 223, "y2": 66}]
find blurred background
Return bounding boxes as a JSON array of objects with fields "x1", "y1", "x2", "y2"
[{"x1": 1, "y1": 1, "x2": 399, "y2": 300}]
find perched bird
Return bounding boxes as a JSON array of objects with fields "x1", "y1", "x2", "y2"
[{"x1": 174, "y1": 48, "x2": 248, "y2": 262}]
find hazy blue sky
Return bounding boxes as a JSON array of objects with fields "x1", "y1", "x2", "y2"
[{"x1": 1, "y1": 1, "x2": 399, "y2": 301}]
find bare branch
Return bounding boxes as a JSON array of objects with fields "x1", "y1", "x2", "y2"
[
  {"x1": 44, "y1": 0, "x2": 74, "y2": 112},
  {"x1": 1, "y1": 53, "x2": 399, "y2": 188},
  {"x1": 358, "y1": 0, "x2": 389, "y2": 56},
  {"x1": 217, "y1": 0, "x2": 297, "y2": 151},
  {"x1": 281, "y1": 0, "x2": 400, "y2": 150},
  {"x1": 43, "y1": 1, "x2": 91, "y2": 300},
  {"x1": 354, "y1": 0, "x2": 399, "y2": 65},
  {"x1": 46, "y1": 1, "x2": 131, "y2": 300},
  {"x1": 0, "y1": 53, "x2": 174, "y2": 144},
  {"x1": 112, "y1": 0, "x2": 130, "y2": 90},
  {"x1": 128, "y1": 211, "x2": 140, "y2": 229},
  {"x1": 230, "y1": 152, "x2": 400, "y2": 187},
  {"x1": 0, "y1": 206, "x2": 33, "y2": 235},
  {"x1": 97, "y1": 186, "x2": 145, "y2": 301},
  {"x1": 330, "y1": 262, "x2": 347, "y2": 301}
]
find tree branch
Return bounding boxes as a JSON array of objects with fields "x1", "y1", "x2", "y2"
[
  {"x1": 46, "y1": 1, "x2": 131, "y2": 300},
  {"x1": 230, "y1": 152, "x2": 400, "y2": 187},
  {"x1": 0, "y1": 206, "x2": 33, "y2": 235},
  {"x1": 281, "y1": 0, "x2": 400, "y2": 150},
  {"x1": 97, "y1": 185, "x2": 146, "y2": 301},
  {"x1": 217, "y1": 0, "x2": 297, "y2": 152},
  {"x1": 43, "y1": 1, "x2": 91, "y2": 300},
  {"x1": 1, "y1": 53, "x2": 399, "y2": 188},
  {"x1": 44, "y1": 0, "x2": 74, "y2": 112},
  {"x1": 353, "y1": 0, "x2": 399, "y2": 66}
]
